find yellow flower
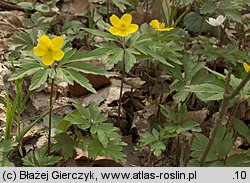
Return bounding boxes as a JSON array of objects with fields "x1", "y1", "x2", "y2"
[
  {"x1": 150, "y1": 19, "x2": 174, "y2": 31},
  {"x1": 243, "y1": 62, "x2": 250, "y2": 73},
  {"x1": 109, "y1": 14, "x2": 138, "y2": 37},
  {"x1": 33, "y1": 35, "x2": 64, "y2": 66}
]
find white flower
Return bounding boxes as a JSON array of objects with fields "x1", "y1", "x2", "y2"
[{"x1": 206, "y1": 15, "x2": 226, "y2": 27}]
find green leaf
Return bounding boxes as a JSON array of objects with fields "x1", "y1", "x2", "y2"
[
  {"x1": 112, "y1": 0, "x2": 131, "y2": 12},
  {"x1": 107, "y1": 48, "x2": 124, "y2": 67},
  {"x1": 83, "y1": 28, "x2": 119, "y2": 41},
  {"x1": 17, "y1": 2, "x2": 33, "y2": 10},
  {"x1": 73, "y1": 103, "x2": 91, "y2": 119},
  {"x1": 124, "y1": 48, "x2": 136, "y2": 72},
  {"x1": 226, "y1": 153, "x2": 250, "y2": 167},
  {"x1": 58, "y1": 49, "x2": 77, "y2": 66},
  {"x1": 191, "y1": 133, "x2": 217, "y2": 161},
  {"x1": 136, "y1": 46, "x2": 173, "y2": 67},
  {"x1": 178, "y1": 104, "x2": 188, "y2": 121},
  {"x1": 97, "y1": 128, "x2": 109, "y2": 147},
  {"x1": 217, "y1": 132, "x2": 233, "y2": 158},
  {"x1": 57, "y1": 68, "x2": 74, "y2": 85},
  {"x1": 233, "y1": 118, "x2": 250, "y2": 144},
  {"x1": 23, "y1": 146, "x2": 61, "y2": 167},
  {"x1": 152, "y1": 128, "x2": 160, "y2": 140},
  {"x1": 62, "y1": 68, "x2": 96, "y2": 93},
  {"x1": 65, "y1": 62, "x2": 108, "y2": 76},
  {"x1": 35, "y1": 4, "x2": 50, "y2": 13},
  {"x1": 8, "y1": 63, "x2": 43, "y2": 81},
  {"x1": 200, "y1": 0, "x2": 217, "y2": 14},
  {"x1": 151, "y1": 141, "x2": 166, "y2": 157},
  {"x1": 52, "y1": 132, "x2": 77, "y2": 161},
  {"x1": 184, "y1": 12, "x2": 211, "y2": 33},
  {"x1": 61, "y1": 20, "x2": 84, "y2": 32},
  {"x1": 101, "y1": 139, "x2": 127, "y2": 164},
  {"x1": 186, "y1": 83, "x2": 225, "y2": 101},
  {"x1": 43, "y1": 114, "x2": 62, "y2": 129},
  {"x1": 161, "y1": 105, "x2": 177, "y2": 121},
  {"x1": 29, "y1": 69, "x2": 49, "y2": 90},
  {"x1": 88, "y1": 138, "x2": 102, "y2": 160},
  {"x1": 64, "y1": 113, "x2": 91, "y2": 129}
]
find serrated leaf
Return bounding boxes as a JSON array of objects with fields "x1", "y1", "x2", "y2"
[
  {"x1": 233, "y1": 118, "x2": 250, "y2": 144},
  {"x1": 184, "y1": 12, "x2": 211, "y2": 33},
  {"x1": 101, "y1": 139, "x2": 127, "y2": 164},
  {"x1": 107, "y1": 48, "x2": 124, "y2": 67},
  {"x1": 23, "y1": 146, "x2": 61, "y2": 167},
  {"x1": 97, "y1": 129, "x2": 109, "y2": 147},
  {"x1": 178, "y1": 104, "x2": 188, "y2": 121},
  {"x1": 88, "y1": 138, "x2": 102, "y2": 160},
  {"x1": 191, "y1": 133, "x2": 217, "y2": 161},
  {"x1": 83, "y1": 28, "x2": 118, "y2": 41},
  {"x1": 62, "y1": 68, "x2": 96, "y2": 93},
  {"x1": 200, "y1": 0, "x2": 217, "y2": 14},
  {"x1": 58, "y1": 49, "x2": 77, "y2": 66},
  {"x1": 161, "y1": 105, "x2": 177, "y2": 121},
  {"x1": 62, "y1": 20, "x2": 84, "y2": 32},
  {"x1": 8, "y1": 63, "x2": 43, "y2": 81},
  {"x1": 65, "y1": 62, "x2": 108, "y2": 76},
  {"x1": 64, "y1": 114, "x2": 91, "y2": 129},
  {"x1": 226, "y1": 154, "x2": 250, "y2": 167},
  {"x1": 124, "y1": 48, "x2": 136, "y2": 72},
  {"x1": 73, "y1": 103, "x2": 91, "y2": 119},
  {"x1": 52, "y1": 132, "x2": 77, "y2": 161},
  {"x1": 151, "y1": 141, "x2": 166, "y2": 157},
  {"x1": 136, "y1": 46, "x2": 173, "y2": 67},
  {"x1": 29, "y1": 69, "x2": 49, "y2": 90},
  {"x1": 217, "y1": 132, "x2": 233, "y2": 158}
]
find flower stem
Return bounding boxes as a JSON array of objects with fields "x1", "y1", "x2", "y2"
[
  {"x1": 47, "y1": 78, "x2": 54, "y2": 156},
  {"x1": 118, "y1": 57, "x2": 125, "y2": 125},
  {"x1": 218, "y1": 26, "x2": 221, "y2": 45},
  {"x1": 118, "y1": 38, "x2": 126, "y2": 125}
]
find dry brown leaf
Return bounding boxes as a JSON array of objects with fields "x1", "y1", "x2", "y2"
[{"x1": 61, "y1": 0, "x2": 92, "y2": 16}]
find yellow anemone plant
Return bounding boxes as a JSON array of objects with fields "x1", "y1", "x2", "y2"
[
  {"x1": 109, "y1": 14, "x2": 138, "y2": 37},
  {"x1": 33, "y1": 35, "x2": 64, "y2": 66},
  {"x1": 150, "y1": 19, "x2": 174, "y2": 31},
  {"x1": 243, "y1": 62, "x2": 250, "y2": 73}
]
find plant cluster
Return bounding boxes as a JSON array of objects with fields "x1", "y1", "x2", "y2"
[{"x1": 0, "y1": 0, "x2": 250, "y2": 167}]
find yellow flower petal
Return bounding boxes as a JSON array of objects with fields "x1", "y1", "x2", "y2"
[
  {"x1": 33, "y1": 46, "x2": 46, "y2": 56},
  {"x1": 109, "y1": 27, "x2": 120, "y2": 36},
  {"x1": 127, "y1": 24, "x2": 139, "y2": 34},
  {"x1": 243, "y1": 62, "x2": 250, "y2": 73},
  {"x1": 52, "y1": 50, "x2": 64, "y2": 60},
  {"x1": 120, "y1": 14, "x2": 132, "y2": 26},
  {"x1": 110, "y1": 14, "x2": 120, "y2": 27},
  {"x1": 42, "y1": 52, "x2": 55, "y2": 66},
  {"x1": 51, "y1": 36, "x2": 64, "y2": 50},
  {"x1": 117, "y1": 30, "x2": 129, "y2": 37},
  {"x1": 150, "y1": 19, "x2": 160, "y2": 29},
  {"x1": 38, "y1": 35, "x2": 51, "y2": 50}
]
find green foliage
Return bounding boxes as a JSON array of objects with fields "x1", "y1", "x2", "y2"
[
  {"x1": 189, "y1": 125, "x2": 234, "y2": 166},
  {"x1": 0, "y1": 140, "x2": 17, "y2": 167},
  {"x1": 52, "y1": 132, "x2": 78, "y2": 161},
  {"x1": 59, "y1": 102, "x2": 127, "y2": 163},
  {"x1": 138, "y1": 104, "x2": 201, "y2": 157},
  {"x1": 22, "y1": 146, "x2": 62, "y2": 167},
  {"x1": 24, "y1": 12, "x2": 55, "y2": 30},
  {"x1": 233, "y1": 118, "x2": 250, "y2": 144}
]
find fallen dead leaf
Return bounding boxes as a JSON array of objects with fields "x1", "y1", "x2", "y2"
[{"x1": 61, "y1": 0, "x2": 92, "y2": 17}]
